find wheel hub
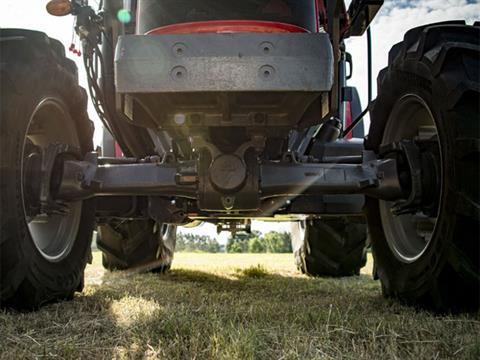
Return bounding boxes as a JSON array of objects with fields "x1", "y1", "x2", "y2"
[
  {"x1": 209, "y1": 154, "x2": 247, "y2": 192},
  {"x1": 380, "y1": 139, "x2": 440, "y2": 216},
  {"x1": 379, "y1": 94, "x2": 442, "y2": 263},
  {"x1": 22, "y1": 141, "x2": 43, "y2": 218},
  {"x1": 21, "y1": 98, "x2": 83, "y2": 262}
]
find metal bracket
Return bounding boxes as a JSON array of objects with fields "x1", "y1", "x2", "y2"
[
  {"x1": 216, "y1": 220, "x2": 252, "y2": 235},
  {"x1": 380, "y1": 140, "x2": 423, "y2": 215},
  {"x1": 148, "y1": 197, "x2": 189, "y2": 225},
  {"x1": 190, "y1": 135, "x2": 266, "y2": 161},
  {"x1": 40, "y1": 144, "x2": 81, "y2": 215},
  {"x1": 191, "y1": 135, "x2": 265, "y2": 211}
]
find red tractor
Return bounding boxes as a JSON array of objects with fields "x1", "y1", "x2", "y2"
[{"x1": 1, "y1": 0, "x2": 478, "y2": 312}]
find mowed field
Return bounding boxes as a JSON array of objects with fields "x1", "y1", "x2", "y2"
[{"x1": 1, "y1": 252, "x2": 479, "y2": 359}]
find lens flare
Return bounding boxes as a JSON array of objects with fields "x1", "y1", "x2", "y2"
[{"x1": 117, "y1": 9, "x2": 132, "y2": 24}]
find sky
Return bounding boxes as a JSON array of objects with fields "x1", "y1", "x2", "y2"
[{"x1": 1, "y1": 0, "x2": 479, "y2": 242}]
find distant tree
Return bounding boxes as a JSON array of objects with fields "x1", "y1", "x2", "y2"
[
  {"x1": 227, "y1": 241, "x2": 245, "y2": 253},
  {"x1": 226, "y1": 230, "x2": 292, "y2": 253},
  {"x1": 226, "y1": 231, "x2": 260, "y2": 253},
  {"x1": 264, "y1": 231, "x2": 292, "y2": 253},
  {"x1": 179, "y1": 230, "x2": 292, "y2": 254},
  {"x1": 176, "y1": 233, "x2": 187, "y2": 252},
  {"x1": 176, "y1": 232, "x2": 221, "y2": 253},
  {"x1": 248, "y1": 236, "x2": 266, "y2": 253},
  {"x1": 203, "y1": 236, "x2": 221, "y2": 253}
]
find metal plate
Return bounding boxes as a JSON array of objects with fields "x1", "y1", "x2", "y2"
[{"x1": 115, "y1": 33, "x2": 333, "y2": 93}]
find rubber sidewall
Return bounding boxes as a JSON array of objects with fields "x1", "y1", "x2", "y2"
[{"x1": 0, "y1": 33, "x2": 95, "y2": 309}]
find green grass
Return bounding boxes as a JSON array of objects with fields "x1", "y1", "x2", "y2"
[
  {"x1": 234, "y1": 264, "x2": 270, "y2": 279},
  {"x1": 1, "y1": 252, "x2": 479, "y2": 359}
]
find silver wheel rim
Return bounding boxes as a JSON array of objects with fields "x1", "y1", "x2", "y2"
[
  {"x1": 291, "y1": 220, "x2": 307, "y2": 253},
  {"x1": 158, "y1": 223, "x2": 176, "y2": 255},
  {"x1": 379, "y1": 94, "x2": 442, "y2": 263},
  {"x1": 160, "y1": 223, "x2": 170, "y2": 238},
  {"x1": 298, "y1": 220, "x2": 306, "y2": 239},
  {"x1": 21, "y1": 98, "x2": 83, "y2": 262}
]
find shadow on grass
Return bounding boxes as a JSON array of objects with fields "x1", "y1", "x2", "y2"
[
  {"x1": 2, "y1": 267, "x2": 479, "y2": 359},
  {"x1": 73, "y1": 268, "x2": 385, "y2": 357},
  {"x1": 99, "y1": 266, "x2": 379, "y2": 300}
]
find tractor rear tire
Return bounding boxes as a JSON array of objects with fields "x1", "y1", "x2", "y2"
[
  {"x1": 97, "y1": 221, "x2": 176, "y2": 273},
  {"x1": 0, "y1": 30, "x2": 95, "y2": 309},
  {"x1": 366, "y1": 22, "x2": 479, "y2": 312},
  {"x1": 291, "y1": 218, "x2": 367, "y2": 277}
]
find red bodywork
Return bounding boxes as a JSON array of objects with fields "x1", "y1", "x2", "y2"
[
  {"x1": 147, "y1": 20, "x2": 311, "y2": 35},
  {"x1": 344, "y1": 101, "x2": 353, "y2": 139},
  {"x1": 144, "y1": 1, "x2": 348, "y2": 36},
  {"x1": 144, "y1": 0, "x2": 336, "y2": 35},
  {"x1": 112, "y1": 1, "x2": 352, "y2": 156}
]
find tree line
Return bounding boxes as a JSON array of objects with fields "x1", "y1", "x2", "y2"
[{"x1": 176, "y1": 231, "x2": 292, "y2": 253}]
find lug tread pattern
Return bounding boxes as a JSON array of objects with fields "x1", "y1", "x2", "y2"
[
  {"x1": 366, "y1": 22, "x2": 479, "y2": 312},
  {"x1": 292, "y1": 218, "x2": 367, "y2": 277},
  {"x1": 0, "y1": 30, "x2": 95, "y2": 310},
  {"x1": 97, "y1": 221, "x2": 176, "y2": 273}
]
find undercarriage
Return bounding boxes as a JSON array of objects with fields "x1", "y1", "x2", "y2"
[
  {"x1": 47, "y1": 140, "x2": 408, "y2": 222},
  {"x1": 37, "y1": 29, "x2": 420, "y2": 231},
  {"x1": 59, "y1": 29, "x2": 407, "y2": 228},
  {"x1": 1, "y1": 0, "x2": 478, "y2": 312}
]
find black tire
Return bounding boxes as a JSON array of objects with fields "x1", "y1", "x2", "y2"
[
  {"x1": 0, "y1": 30, "x2": 95, "y2": 309},
  {"x1": 365, "y1": 22, "x2": 479, "y2": 312},
  {"x1": 291, "y1": 218, "x2": 367, "y2": 277},
  {"x1": 97, "y1": 220, "x2": 176, "y2": 273}
]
